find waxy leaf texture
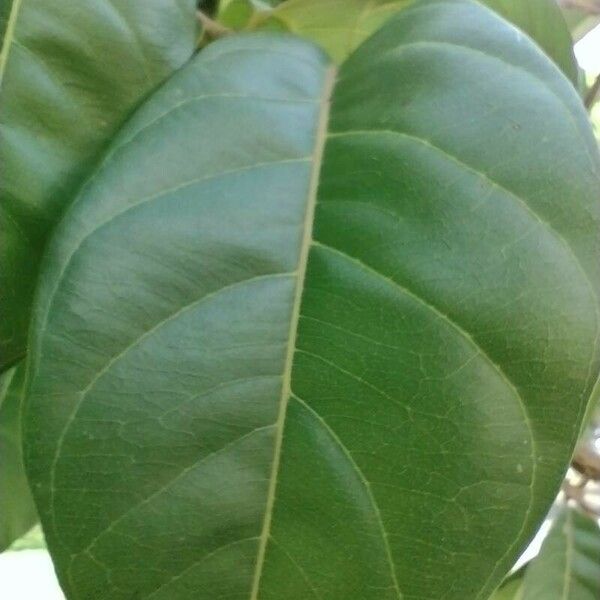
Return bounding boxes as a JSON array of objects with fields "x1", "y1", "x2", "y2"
[{"x1": 24, "y1": 1, "x2": 600, "y2": 598}]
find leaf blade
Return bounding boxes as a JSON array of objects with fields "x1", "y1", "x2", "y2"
[{"x1": 23, "y1": 1, "x2": 600, "y2": 599}]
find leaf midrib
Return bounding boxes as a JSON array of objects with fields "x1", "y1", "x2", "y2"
[
  {"x1": 0, "y1": 0, "x2": 22, "y2": 85},
  {"x1": 248, "y1": 64, "x2": 337, "y2": 600}
]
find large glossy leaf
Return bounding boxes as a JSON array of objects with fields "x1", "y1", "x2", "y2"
[
  {"x1": 520, "y1": 508, "x2": 600, "y2": 599},
  {"x1": 0, "y1": 0, "x2": 198, "y2": 371},
  {"x1": 24, "y1": 0, "x2": 600, "y2": 598},
  {"x1": 0, "y1": 365, "x2": 37, "y2": 551}
]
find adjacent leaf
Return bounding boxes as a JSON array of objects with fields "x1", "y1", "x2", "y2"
[
  {"x1": 24, "y1": 0, "x2": 600, "y2": 598},
  {"x1": 520, "y1": 508, "x2": 600, "y2": 599},
  {"x1": 239, "y1": 0, "x2": 412, "y2": 62},
  {"x1": 271, "y1": 0, "x2": 415, "y2": 61},
  {"x1": 217, "y1": 0, "x2": 275, "y2": 29},
  {"x1": 480, "y1": 0, "x2": 579, "y2": 85},
  {"x1": 0, "y1": 0, "x2": 199, "y2": 371},
  {"x1": 0, "y1": 365, "x2": 37, "y2": 551}
]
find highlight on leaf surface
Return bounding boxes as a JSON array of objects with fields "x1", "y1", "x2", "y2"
[{"x1": 0, "y1": 0, "x2": 199, "y2": 372}]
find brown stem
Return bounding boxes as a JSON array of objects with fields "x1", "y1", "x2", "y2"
[
  {"x1": 562, "y1": 481, "x2": 600, "y2": 518},
  {"x1": 585, "y1": 74, "x2": 600, "y2": 110},
  {"x1": 197, "y1": 10, "x2": 231, "y2": 39},
  {"x1": 572, "y1": 443, "x2": 600, "y2": 480},
  {"x1": 558, "y1": 0, "x2": 600, "y2": 13}
]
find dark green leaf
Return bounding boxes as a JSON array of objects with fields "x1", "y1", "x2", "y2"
[
  {"x1": 0, "y1": 365, "x2": 37, "y2": 551},
  {"x1": 480, "y1": 0, "x2": 579, "y2": 85},
  {"x1": 0, "y1": 0, "x2": 198, "y2": 371},
  {"x1": 24, "y1": 0, "x2": 600, "y2": 598},
  {"x1": 520, "y1": 508, "x2": 600, "y2": 599}
]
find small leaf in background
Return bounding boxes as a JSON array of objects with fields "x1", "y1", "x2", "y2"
[
  {"x1": 522, "y1": 508, "x2": 600, "y2": 599},
  {"x1": 220, "y1": 0, "x2": 413, "y2": 62},
  {"x1": 217, "y1": 0, "x2": 273, "y2": 28},
  {"x1": 263, "y1": 0, "x2": 412, "y2": 61},
  {"x1": 481, "y1": 0, "x2": 579, "y2": 85},
  {"x1": 0, "y1": 0, "x2": 199, "y2": 372},
  {"x1": 0, "y1": 365, "x2": 37, "y2": 552}
]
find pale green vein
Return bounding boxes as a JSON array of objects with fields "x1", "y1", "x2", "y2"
[
  {"x1": 295, "y1": 347, "x2": 411, "y2": 416},
  {"x1": 269, "y1": 536, "x2": 323, "y2": 600},
  {"x1": 328, "y1": 128, "x2": 598, "y2": 303},
  {"x1": 329, "y1": 126, "x2": 600, "y2": 438},
  {"x1": 248, "y1": 65, "x2": 337, "y2": 600},
  {"x1": 81, "y1": 157, "x2": 312, "y2": 238},
  {"x1": 144, "y1": 537, "x2": 261, "y2": 600},
  {"x1": 0, "y1": 0, "x2": 21, "y2": 85},
  {"x1": 336, "y1": 31, "x2": 598, "y2": 168},
  {"x1": 67, "y1": 426, "x2": 273, "y2": 585},
  {"x1": 312, "y1": 239, "x2": 533, "y2": 433},
  {"x1": 34, "y1": 156, "x2": 311, "y2": 368},
  {"x1": 291, "y1": 393, "x2": 403, "y2": 599},
  {"x1": 47, "y1": 271, "x2": 295, "y2": 551},
  {"x1": 312, "y1": 239, "x2": 539, "y2": 600}
]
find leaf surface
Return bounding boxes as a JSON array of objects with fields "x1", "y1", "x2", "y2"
[
  {"x1": 24, "y1": 1, "x2": 600, "y2": 598},
  {"x1": 0, "y1": 0, "x2": 198, "y2": 370}
]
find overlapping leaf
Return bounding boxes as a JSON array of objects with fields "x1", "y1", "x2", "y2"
[
  {"x1": 24, "y1": 0, "x2": 600, "y2": 598},
  {"x1": 0, "y1": 0, "x2": 198, "y2": 370}
]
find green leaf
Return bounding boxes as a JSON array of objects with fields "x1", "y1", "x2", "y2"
[
  {"x1": 0, "y1": 365, "x2": 37, "y2": 552},
  {"x1": 218, "y1": 0, "x2": 257, "y2": 28},
  {"x1": 276, "y1": 0, "x2": 412, "y2": 62},
  {"x1": 0, "y1": 0, "x2": 199, "y2": 371},
  {"x1": 520, "y1": 508, "x2": 600, "y2": 599},
  {"x1": 217, "y1": 0, "x2": 275, "y2": 29},
  {"x1": 24, "y1": 0, "x2": 600, "y2": 598},
  {"x1": 254, "y1": 0, "x2": 412, "y2": 62},
  {"x1": 480, "y1": 0, "x2": 579, "y2": 85}
]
